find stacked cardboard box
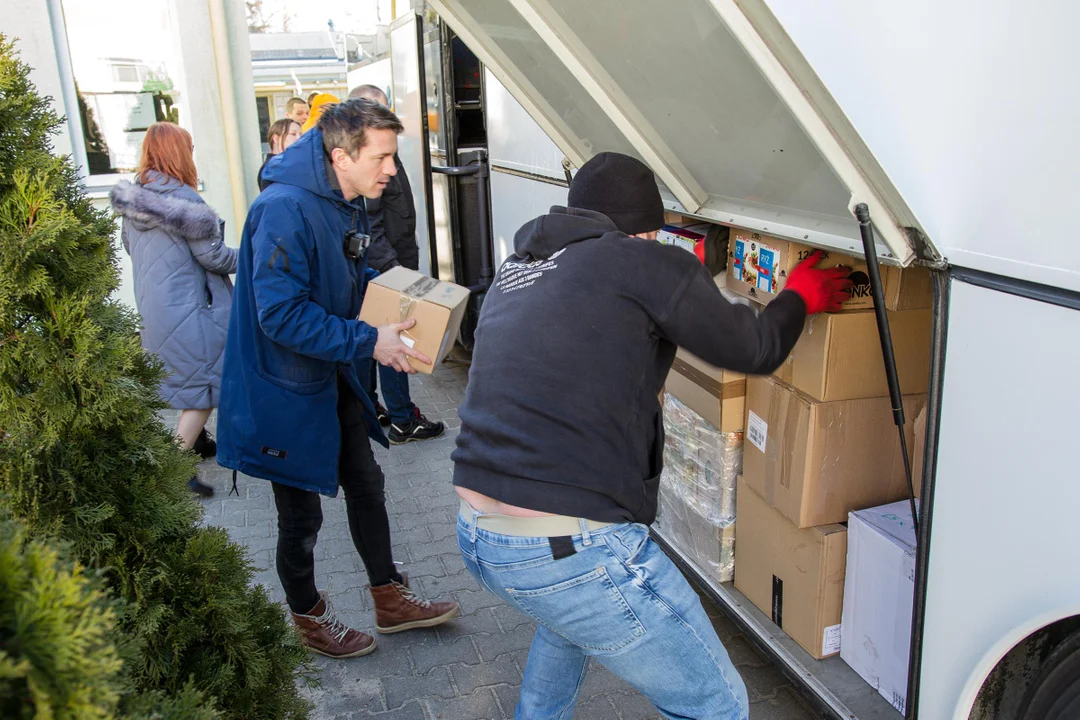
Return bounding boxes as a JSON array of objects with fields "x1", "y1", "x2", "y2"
[
  {"x1": 652, "y1": 222, "x2": 930, "y2": 676},
  {"x1": 661, "y1": 390, "x2": 743, "y2": 522},
  {"x1": 657, "y1": 340, "x2": 745, "y2": 585},
  {"x1": 665, "y1": 348, "x2": 746, "y2": 433},
  {"x1": 657, "y1": 485, "x2": 736, "y2": 584},
  {"x1": 741, "y1": 375, "x2": 926, "y2": 527},
  {"x1": 728, "y1": 229, "x2": 931, "y2": 661},
  {"x1": 734, "y1": 477, "x2": 846, "y2": 660},
  {"x1": 735, "y1": 376, "x2": 924, "y2": 659}
]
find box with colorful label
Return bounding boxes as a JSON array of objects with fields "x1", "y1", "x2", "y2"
[{"x1": 727, "y1": 229, "x2": 931, "y2": 311}]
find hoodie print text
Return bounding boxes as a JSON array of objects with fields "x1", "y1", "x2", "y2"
[{"x1": 495, "y1": 248, "x2": 567, "y2": 294}]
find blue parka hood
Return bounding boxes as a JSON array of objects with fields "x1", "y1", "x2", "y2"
[
  {"x1": 259, "y1": 127, "x2": 340, "y2": 200},
  {"x1": 216, "y1": 127, "x2": 386, "y2": 496}
]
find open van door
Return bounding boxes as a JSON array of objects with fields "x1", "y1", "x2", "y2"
[
  {"x1": 389, "y1": 11, "x2": 439, "y2": 277},
  {"x1": 425, "y1": 0, "x2": 937, "y2": 267}
]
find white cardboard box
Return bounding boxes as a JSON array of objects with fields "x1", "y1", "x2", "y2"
[{"x1": 840, "y1": 501, "x2": 918, "y2": 715}]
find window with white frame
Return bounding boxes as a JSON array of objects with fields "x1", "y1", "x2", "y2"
[{"x1": 61, "y1": 0, "x2": 183, "y2": 177}]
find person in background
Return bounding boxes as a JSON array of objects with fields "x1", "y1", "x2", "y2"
[
  {"x1": 306, "y1": 91, "x2": 320, "y2": 107},
  {"x1": 217, "y1": 100, "x2": 459, "y2": 659},
  {"x1": 348, "y1": 84, "x2": 445, "y2": 444},
  {"x1": 259, "y1": 118, "x2": 301, "y2": 191},
  {"x1": 301, "y1": 93, "x2": 339, "y2": 134},
  {"x1": 452, "y1": 152, "x2": 852, "y2": 719},
  {"x1": 284, "y1": 97, "x2": 309, "y2": 128},
  {"x1": 110, "y1": 122, "x2": 238, "y2": 498}
]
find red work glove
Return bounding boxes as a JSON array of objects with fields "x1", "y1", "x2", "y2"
[{"x1": 783, "y1": 250, "x2": 854, "y2": 314}]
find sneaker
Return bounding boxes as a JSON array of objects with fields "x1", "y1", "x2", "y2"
[
  {"x1": 291, "y1": 591, "x2": 377, "y2": 659},
  {"x1": 188, "y1": 475, "x2": 214, "y2": 497},
  {"x1": 388, "y1": 408, "x2": 445, "y2": 445},
  {"x1": 375, "y1": 402, "x2": 391, "y2": 427},
  {"x1": 369, "y1": 582, "x2": 459, "y2": 634},
  {"x1": 192, "y1": 428, "x2": 217, "y2": 460}
]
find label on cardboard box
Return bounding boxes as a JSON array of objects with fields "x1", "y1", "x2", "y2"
[
  {"x1": 404, "y1": 276, "x2": 439, "y2": 297},
  {"x1": 890, "y1": 692, "x2": 907, "y2": 714},
  {"x1": 747, "y1": 411, "x2": 768, "y2": 452},
  {"x1": 822, "y1": 624, "x2": 841, "y2": 655}
]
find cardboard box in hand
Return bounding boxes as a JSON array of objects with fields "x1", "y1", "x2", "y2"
[{"x1": 359, "y1": 267, "x2": 470, "y2": 374}]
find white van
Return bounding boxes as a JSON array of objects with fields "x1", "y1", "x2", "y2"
[{"x1": 387, "y1": 2, "x2": 1080, "y2": 718}]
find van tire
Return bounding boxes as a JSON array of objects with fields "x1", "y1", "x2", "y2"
[{"x1": 1017, "y1": 629, "x2": 1080, "y2": 719}]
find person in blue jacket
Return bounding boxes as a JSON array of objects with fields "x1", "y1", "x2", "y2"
[{"x1": 217, "y1": 100, "x2": 459, "y2": 659}]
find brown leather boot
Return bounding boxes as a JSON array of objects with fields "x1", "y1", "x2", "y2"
[
  {"x1": 291, "y1": 591, "x2": 377, "y2": 658},
  {"x1": 370, "y1": 582, "x2": 459, "y2": 634}
]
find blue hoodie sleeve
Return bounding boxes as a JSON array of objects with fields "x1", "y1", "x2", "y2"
[{"x1": 250, "y1": 200, "x2": 377, "y2": 363}]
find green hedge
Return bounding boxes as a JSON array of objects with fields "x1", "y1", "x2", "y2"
[{"x1": 0, "y1": 34, "x2": 313, "y2": 718}]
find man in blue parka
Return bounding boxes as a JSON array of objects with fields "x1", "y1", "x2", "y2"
[{"x1": 218, "y1": 100, "x2": 459, "y2": 659}]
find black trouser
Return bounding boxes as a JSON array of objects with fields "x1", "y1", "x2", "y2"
[{"x1": 273, "y1": 375, "x2": 403, "y2": 614}]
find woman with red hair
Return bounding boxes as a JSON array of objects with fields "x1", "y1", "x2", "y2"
[{"x1": 110, "y1": 122, "x2": 236, "y2": 497}]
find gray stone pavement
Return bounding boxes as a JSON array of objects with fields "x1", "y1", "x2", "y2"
[{"x1": 186, "y1": 362, "x2": 814, "y2": 720}]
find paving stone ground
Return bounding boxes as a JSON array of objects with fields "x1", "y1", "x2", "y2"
[{"x1": 184, "y1": 361, "x2": 815, "y2": 719}]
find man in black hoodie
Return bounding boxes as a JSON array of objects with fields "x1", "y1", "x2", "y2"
[{"x1": 452, "y1": 152, "x2": 851, "y2": 719}]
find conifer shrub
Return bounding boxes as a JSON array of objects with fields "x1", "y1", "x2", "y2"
[
  {"x1": 0, "y1": 34, "x2": 313, "y2": 719},
  {"x1": 0, "y1": 513, "x2": 122, "y2": 719}
]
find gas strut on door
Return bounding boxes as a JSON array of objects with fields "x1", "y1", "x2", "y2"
[
  {"x1": 431, "y1": 150, "x2": 493, "y2": 294},
  {"x1": 855, "y1": 203, "x2": 920, "y2": 537}
]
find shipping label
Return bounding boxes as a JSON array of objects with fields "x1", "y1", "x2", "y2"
[
  {"x1": 747, "y1": 411, "x2": 768, "y2": 452},
  {"x1": 822, "y1": 624, "x2": 841, "y2": 655}
]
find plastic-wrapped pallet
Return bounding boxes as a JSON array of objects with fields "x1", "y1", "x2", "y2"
[
  {"x1": 656, "y1": 393, "x2": 743, "y2": 584},
  {"x1": 661, "y1": 393, "x2": 742, "y2": 521},
  {"x1": 658, "y1": 487, "x2": 736, "y2": 583}
]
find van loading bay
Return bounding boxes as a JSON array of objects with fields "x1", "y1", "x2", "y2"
[{"x1": 188, "y1": 366, "x2": 816, "y2": 720}]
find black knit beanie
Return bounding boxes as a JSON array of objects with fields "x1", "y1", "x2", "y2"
[{"x1": 567, "y1": 152, "x2": 664, "y2": 235}]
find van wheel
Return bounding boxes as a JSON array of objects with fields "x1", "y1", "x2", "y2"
[{"x1": 1017, "y1": 630, "x2": 1080, "y2": 719}]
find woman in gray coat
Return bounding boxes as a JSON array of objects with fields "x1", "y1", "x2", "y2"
[{"x1": 110, "y1": 122, "x2": 236, "y2": 497}]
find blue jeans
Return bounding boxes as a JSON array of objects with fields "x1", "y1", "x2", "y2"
[
  {"x1": 362, "y1": 359, "x2": 416, "y2": 424},
  {"x1": 457, "y1": 512, "x2": 750, "y2": 720}
]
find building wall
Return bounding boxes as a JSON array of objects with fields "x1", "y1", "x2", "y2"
[
  {"x1": 4, "y1": 0, "x2": 74, "y2": 159},
  {"x1": 2, "y1": 0, "x2": 260, "y2": 311},
  {"x1": 222, "y1": 0, "x2": 263, "y2": 207},
  {"x1": 168, "y1": 0, "x2": 258, "y2": 248}
]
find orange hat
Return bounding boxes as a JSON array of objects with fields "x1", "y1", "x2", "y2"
[{"x1": 301, "y1": 93, "x2": 340, "y2": 133}]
